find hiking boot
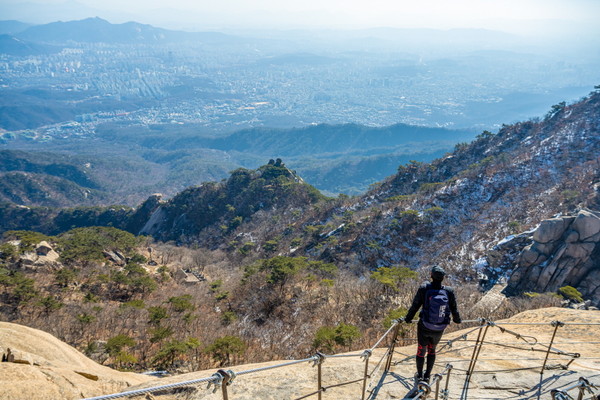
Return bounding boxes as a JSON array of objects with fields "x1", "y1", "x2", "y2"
[
  {"x1": 404, "y1": 373, "x2": 422, "y2": 398},
  {"x1": 414, "y1": 372, "x2": 424, "y2": 387},
  {"x1": 406, "y1": 374, "x2": 431, "y2": 399}
]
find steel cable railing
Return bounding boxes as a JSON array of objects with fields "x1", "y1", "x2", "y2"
[
  {"x1": 82, "y1": 320, "x2": 403, "y2": 400},
  {"x1": 81, "y1": 318, "x2": 599, "y2": 400}
]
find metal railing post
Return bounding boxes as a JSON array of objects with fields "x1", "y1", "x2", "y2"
[
  {"x1": 541, "y1": 321, "x2": 564, "y2": 374},
  {"x1": 318, "y1": 361, "x2": 322, "y2": 400},
  {"x1": 469, "y1": 323, "x2": 490, "y2": 376},
  {"x1": 466, "y1": 320, "x2": 489, "y2": 378},
  {"x1": 462, "y1": 320, "x2": 489, "y2": 400},
  {"x1": 216, "y1": 369, "x2": 235, "y2": 400},
  {"x1": 361, "y1": 350, "x2": 372, "y2": 400},
  {"x1": 221, "y1": 377, "x2": 229, "y2": 400},
  {"x1": 384, "y1": 321, "x2": 402, "y2": 372},
  {"x1": 577, "y1": 383, "x2": 584, "y2": 400},
  {"x1": 538, "y1": 320, "x2": 564, "y2": 400},
  {"x1": 314, "y1": 352, "x2": 325, "y2": 400},
  {"x1": 465, "y1": 320, "x2": 484, "y2": 379},
  {"x1": 433, "y1": 373, "x2": 442, "y2": 400},
  {"x1": 442, "y1": 364, "x2": 453, "y2": 400}
]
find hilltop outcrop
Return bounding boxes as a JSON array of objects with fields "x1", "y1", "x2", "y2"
[
  {"x1": 136, "y1": 160, "x2": 324, "y2": 244},
  {"x1": 506, "y1": 209, "x2": 600, "y2": 306}
]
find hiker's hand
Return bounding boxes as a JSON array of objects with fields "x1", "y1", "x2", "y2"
[{"x1": 453, "y1": 317, "x2": 461, "y2": 324}]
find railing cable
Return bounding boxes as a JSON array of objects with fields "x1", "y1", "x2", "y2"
[{"x1": 81, "y1": 317, "x2": 599, "y2": 400}]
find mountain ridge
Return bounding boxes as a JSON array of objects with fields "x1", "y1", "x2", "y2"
[
  {"x1": 1, "y1": 122, "x2": 470, "y2": 205},
  {"x1": 15, "y1": 17, "x2": 237, "y2": 44},
  {"x1": 0, "y1": 89, "x2": 598, "y2": 302},
  {"x1": 0, "y1": 34, "x2": 59, "y2": 56}
]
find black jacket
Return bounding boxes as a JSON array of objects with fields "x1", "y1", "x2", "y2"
[{"x1": 404, "y1": 280, "x2": 461, "y2": 325}]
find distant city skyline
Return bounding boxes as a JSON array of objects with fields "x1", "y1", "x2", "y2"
[{"x1": 1, "y1": 0, "x2": 599, "y2": 37}]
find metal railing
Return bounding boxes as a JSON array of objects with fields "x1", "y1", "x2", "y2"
[
  {"x1": 551, "y1": 377, "x2": 599, "y2": 400},
  {"x1": 81, "y1": 319, "x2": 600, "y2": 400}
]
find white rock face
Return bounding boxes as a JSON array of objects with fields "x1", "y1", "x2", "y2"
[
  {"x1": 19, "y1": 241, "x2": 61, "y2": 270},
  {"x1": 507, "y1": 209, "x2": 600, "y2": 306}
]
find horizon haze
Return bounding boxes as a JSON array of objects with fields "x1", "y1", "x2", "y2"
[
  {"x1": 1, "y1": 0, "x2": 600, "y2": 198},
  {"x1": 1, "y1": 0, "x2": 599, "y2": 38}
]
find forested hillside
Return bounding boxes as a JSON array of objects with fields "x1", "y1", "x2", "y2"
[{"x1": 0, "y1": 89, "x2": 599, "y2": 374}]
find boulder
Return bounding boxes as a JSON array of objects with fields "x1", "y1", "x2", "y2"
[
  {"x1": 572, "y1": 210, "x2": 600, "y2": 241},
  {"x1": 19, "y1": 253, "x2": 36, "y2": 266},
  {"x1": 545, "y1": 257, "x2": 579, "y2": 291},
  {"x1": 35, "y1": 241, "x2": 53, "y2": 256},
  {"x1": 534, "y1": 245, "x2": 565, "y2": 291},
  {"x1": 531, "y1": 241, "x2": 557, "y2": 256},
  {"x1": 35, "y1": 242, "x2": 60, "y2": 264},
  {"x1": 562, "y1": 258, "x2": 596, "y2": 288},
  {"x1": 577, "y1": 268, "x2": 600, "y2": 304},
  {"x1": 564, "y1": 230, "x2": 579, "y2": 243},
  {"x1": 585, "y1": 231, "x2": 600, "y2": 243},
  {"x1": 103, "y1": 251, "x2": 125, "y2": 265},
  {"x1": 532, "y1": 217, "x2": 571, "y2": 243},
  {"x1": 0, "y1": 322, "x2": 151, "y2": 400}
]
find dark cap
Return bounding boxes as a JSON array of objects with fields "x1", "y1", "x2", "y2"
[{"x1": 431, "y1": 265, "x2": 446, "y2": 281}]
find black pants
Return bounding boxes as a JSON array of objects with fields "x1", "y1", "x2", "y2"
[
  {"x1": 416, "y1": 322, "x2": 444, "y2": 379},
  {"x1": 416, "y1": 323, "x2": 444, "y2": 357}
]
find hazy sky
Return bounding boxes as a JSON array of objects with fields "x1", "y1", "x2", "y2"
[{"x1": 2, "y1": 0, "x2": 600, "y2": 34}]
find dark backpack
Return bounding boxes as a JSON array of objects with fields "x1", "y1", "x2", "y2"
[{"x1": 422, "y1": 286, "x2": 451, "y2": 331}]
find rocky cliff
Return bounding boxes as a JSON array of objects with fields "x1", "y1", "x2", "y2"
[{"x1": 506, "y1": 209, "x2": 600, "y2": 306}]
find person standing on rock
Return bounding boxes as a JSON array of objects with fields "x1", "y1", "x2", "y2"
[{"x1": 404, "y1": 265, "x2": 461, "y2": 386}]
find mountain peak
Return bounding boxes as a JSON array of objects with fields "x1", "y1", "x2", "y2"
[
  {"x1": 17, "y1": 16, "x2": 168, "y2": 44},
  {"x1": 137, "y1": 160, "x2": 324, "y2": 243}
]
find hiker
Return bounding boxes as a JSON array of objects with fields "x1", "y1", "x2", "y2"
[{"x1": 404, "y1": 265, "x2": 461, "y2": 385}]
